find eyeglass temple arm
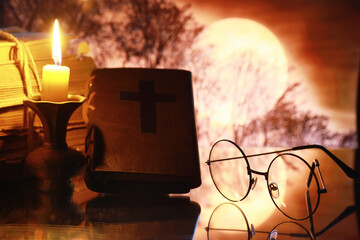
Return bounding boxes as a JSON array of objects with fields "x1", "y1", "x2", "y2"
[
  {"x1": 292, "y1": 144, "x2": 359, "y2": 179},
  {"x1": 207, "y1": 144, "x2": 359, "y2": 179}
]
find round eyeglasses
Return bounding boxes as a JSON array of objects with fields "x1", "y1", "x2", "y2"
[
  {"x1": 206, "y1": 202, "x2": 313, "y2": 240},
  {"x1": 207, "y1": 139, "x2": 328, "y2": 220},
  {"x1": 206, "y1": 202, "x2": 357, "y2": 240}
]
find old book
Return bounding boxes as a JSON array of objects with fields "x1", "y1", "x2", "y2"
[
  {"x1": 84, "y1": 68, "x2": 201, "y2": 194},
  {"x1": 0, "y1": 31, "x2": 69, "y2": 63}
]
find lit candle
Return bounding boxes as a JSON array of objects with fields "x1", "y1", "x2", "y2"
[{"x1": 41, "y1": 19, "x2": 70, "y2": 102}]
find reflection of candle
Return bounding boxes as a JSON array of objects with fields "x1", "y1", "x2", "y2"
[{"x1": 41, "y1": 19, "x2": 70, "y2": 102}]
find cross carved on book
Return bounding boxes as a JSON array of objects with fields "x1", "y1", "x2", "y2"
[{"x1": 120, "y1": 81, "x2": 176, "y2": 133}]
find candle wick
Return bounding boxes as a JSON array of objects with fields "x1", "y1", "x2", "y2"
[{"x1": 52, "y1": 56, "x2": 61, "y2": 66}]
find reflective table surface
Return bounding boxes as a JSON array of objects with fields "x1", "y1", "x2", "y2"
[{"x1": 0, "y1": 148, "x2": 359, "y2": 239}]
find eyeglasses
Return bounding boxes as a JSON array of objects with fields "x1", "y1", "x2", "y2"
[
  {"x1": 206, "y1": 202, "x2": 313, "y2": 240},
  {"x1": 206, "y1": 139, "x2": 359, "y2": 220},
  {"x1": 206, "y1": 202, "x2": 357, "y2": 240}
]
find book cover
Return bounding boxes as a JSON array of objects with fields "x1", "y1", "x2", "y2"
[{"x1": 85, "y1": 68, "x2": 201, "y2": 193}]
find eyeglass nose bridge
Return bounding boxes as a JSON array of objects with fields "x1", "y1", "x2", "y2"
[
  {"x1": 247, "y1": 169, "x2": 281, "y2": 201},
  {"x1": 249, "y1": 169, "x2": 268, "y2": 191}
]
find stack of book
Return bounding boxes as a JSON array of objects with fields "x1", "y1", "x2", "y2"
[{"x1": 0, "y1": 30, "x2": 96, "y2": 183}]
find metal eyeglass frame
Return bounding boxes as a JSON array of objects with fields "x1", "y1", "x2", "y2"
[
  {"x1": 206, "y1": 139, "x2": 360, "y2": 220},
  {"x1": 206, "y1": 202, "x2": 313, "y2": 240},
  {"x1": 206, "y1": 202, "x2": 357, "y2": 240}
]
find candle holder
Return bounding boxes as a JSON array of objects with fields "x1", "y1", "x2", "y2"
[{"x1": 23, "y1": 94, "x2": 86, "y2": 193}]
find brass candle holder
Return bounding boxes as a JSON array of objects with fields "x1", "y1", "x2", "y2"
[{"x1": 23, "y1": 94, "x2": 86, "y2": 192}]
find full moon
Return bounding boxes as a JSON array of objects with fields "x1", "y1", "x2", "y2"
[{"x1": 193, "y1": 18, "x2": 288, "y2": 127}]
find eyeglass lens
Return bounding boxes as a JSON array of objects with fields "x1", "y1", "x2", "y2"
[
  {"x1": 268, "y1": 153, "x2": 320, "y2": 220},
  {"x1": 209, "y1": 140, "x2": 251, "y2": 202},
  {"x1": 207, "y1": 203, "x2": 250, "y2": 240}
]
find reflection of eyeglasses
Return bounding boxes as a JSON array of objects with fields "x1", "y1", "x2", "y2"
[
  {"x1": 206, "y1": 139, "x2": 359, "y2": 220},
  {"x1": 206, "y1": 202, "x2": 312, "y2": 240},
  {"x1": 206, "y1": 202, "x2": 357, "y2": 240}
]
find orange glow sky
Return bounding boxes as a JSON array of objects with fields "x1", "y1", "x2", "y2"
[{"x1": 178, "y1": 0, "x2": 360, "y2": 131}]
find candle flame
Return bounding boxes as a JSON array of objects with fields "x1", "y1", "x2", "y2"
[{"x1": 52, "y1": 19, "x2": 62, "y2": 66}]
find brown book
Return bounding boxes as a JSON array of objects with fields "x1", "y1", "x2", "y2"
[{"x1": 85, "y1": 68, "x2": 201, "y2": 194}]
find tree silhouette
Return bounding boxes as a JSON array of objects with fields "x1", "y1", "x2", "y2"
[
  {"x1": 234, "y1": 82, "x2": 357, "y2": 147},
  {"x1": 108, "y1": 0, "x2": 203, "y2": 68}
]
